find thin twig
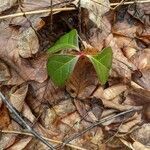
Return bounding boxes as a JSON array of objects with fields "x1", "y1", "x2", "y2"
[
  {"x1": 0, "y1": 7, "x2": 76, "y2": 20},
  {"x1": 57, "y1": 108, "x2": 141, "y2": 149},
  {"x1": 1, "y1": 130, "x2": 86, "y2": 150},
  {"x1": 110, "y1": 0, "x2": 150, "y2": 6},
  {"x1": 0, "y1": 91, "x2": 55, "y2": 150}
]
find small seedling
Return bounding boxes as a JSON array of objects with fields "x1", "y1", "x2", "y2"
[{"x1": 47, "y1": 29, "x2": 113, "y2": 86}]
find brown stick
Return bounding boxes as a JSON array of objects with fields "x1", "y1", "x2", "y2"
[{"x1": 0, "y1": 7, "x2": 76, "y2": 20}]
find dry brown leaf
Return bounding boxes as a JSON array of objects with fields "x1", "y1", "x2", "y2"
[
  {"x1": 112, "y1": 20, "x2": 142, "y2": 38},
  {"x1": 128, "y1": 3, "x2": 150, "y2": 26},
  {"x1": 0, "y1": 105, "x2": 10, "y2": 129},
  {"x1": 10, "y1": 0, "x2": 72, "y2": 28},
  {"x1": 10, "y1": 84, "x2": 28, "y2": 112},
  {"x1": 53, "y1": 99, "x2": 76, "y2": 117},
  {"x1": 103, "y1": 84, "x2": 127, "y2": 100},
  {"x1": 66, "y1": 57, "x2": 98, "y2": 99},
  {"x1": 8, "y1": 137, "x2": 32, "y2": 150},
  {"x1": 0, "y1": 60, "x2": 10, "y2": 82},
  {"x1": 0, "y1": 121, "x2": 21, "y2": 149},
  {"x1": 132, "y1": 141, "x2": 150, "y2": 150},
  {"x1": 0, "y1": 22, "x2": 48, "y2": 84},
  {"x1": 74, "y1": 0, "x2": 110, "y2": 28},
  {"x1": 105, "y1": 34, "x2": 137, "y2": 79},
  {"x1": 61, "y1": 111, "x2": 83, "y2": 132},
  {"x1": 130, "y1": 48, "x2": 150, "y2": 70},
  {"x1": 130, "y1": 124, "x2": 150, "y2": 147},
  {"x1": 132, "y1": 68, "x2": 150, "y2": 90},
  {"x1": 18, "y1": 27, "x2": 39, "y2": 58},
  {"x1": 0, "y1": 0, "x2": 17, "y2": 12},
  {"x1": 118, "y1": 113, "x2": 141, "y2": 133}
]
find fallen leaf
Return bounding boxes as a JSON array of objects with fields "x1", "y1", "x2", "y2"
[
  {"x1": 10, "y1": 84, "x2": 28, "y2": 112},
  {"x1": 132, "y1": 140, "x2": 150, "y2": 150},
  {"x1": 74, "y1": 0, "x2": 110, "y2": 28},
  {"x1": 130, "y1": 124, "x2": 150, "y2": 147},
  {"x1": 132, "y1": 68, "x2": 150, "y2": 90},
  {"x1": 0, "y1": 60, "x2": 10, "y2": 82},
  {"x1": 8, "y1": 137, "x2": 32, "y2": 150},
  {"x1": 66, "y1": 57, "x2": 98, "y2": 99},
  {"x1": 118, "y1": 113, "x2": 141, "y2": 133},
  {"x1": 0, "y1": 0, "x2": 17, "y2": 12},
  {"x1": 128, "y1": 3, "x2": 150, "y2": 26},
  {"x1": 0, "y1": 105, "x2": 10, "y2": 129},
  {"x1": 18, "y1": 27, "x2": 39, "y2": 58}
]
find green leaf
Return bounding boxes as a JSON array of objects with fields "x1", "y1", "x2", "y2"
[
  {"x1": 48, "y1": 29, "x2": 79, "y2": 54},
  {"x1": 47, "y1": 55, "x2": 79, "y2": 86},
  {"x1": 87, "y1": 47, "x2": 113, "y2": 85}
]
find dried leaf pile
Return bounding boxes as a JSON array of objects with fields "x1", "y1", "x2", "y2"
[{"x1": 0, "y1": 0, "x2": 150, "y2": 150}]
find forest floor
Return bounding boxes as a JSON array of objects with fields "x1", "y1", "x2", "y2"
[{"x1": 0, "y1": 0, "x2": 149, "y2": 150}]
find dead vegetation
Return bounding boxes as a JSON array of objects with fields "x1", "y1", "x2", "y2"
[{"x1": 0, "y1": 0, "x2": 150, "y2": 150}]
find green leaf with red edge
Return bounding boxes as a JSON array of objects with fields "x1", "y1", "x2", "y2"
[
  {"x1": 48, "y1": 29, "x2": 79, "y2": 54},
  {"x1": 47, "y1": 55, "x2": 79, "y2": 86},
  {"x1": 87, "y1": 47, "x2": 113, "y2": 85}
]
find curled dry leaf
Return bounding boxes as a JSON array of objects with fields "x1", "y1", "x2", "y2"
[
  {"x1": 10, "y1": 84, "x2": 28, "y2": 112},
  {"x1": 118, "y1": 113, "x2": 141, "y2": 133},
  {"x1": 102, "y1": 84, "x2": 127, "y2": 100}
]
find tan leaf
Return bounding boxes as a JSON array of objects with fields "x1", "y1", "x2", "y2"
[
  {"x1": 8, "y1": 137, "x2": 32, "y2": 150},
  {"x1": 10, "y1": 84, "x2": 28, "y2": 112},
  {"x1": 131, "y1": 124, "x2": 150, "y2": 147},
  {"x1": 132, "y1": 141, "x2": 150, "y2": 150},
  {"x1": 18, "y1": 27, "x2": 39, "y2": 58},
  {"x1": 119, "y1": 113, "x2": 141, "y2": 133},
  {"x1": 132, "y1": 68, "x2": 150, "y2": 90}
]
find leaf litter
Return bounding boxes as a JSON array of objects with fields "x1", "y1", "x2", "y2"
[{"x1": 0, "y1": 0, "x2": 150, "y2": 149}]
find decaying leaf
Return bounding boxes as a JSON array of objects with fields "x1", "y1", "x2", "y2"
[
  {"x1": 66, "y1": 57, "x2": 98, "y2": 99},
  {"x1": 118, "y1": 113, "x2": 141, "y2": 133},
  {"x1": 0, "y1": 0, "x2": 17, "y2": 12},
  {"x1": 10, "y1": 84, "x2": 28, "y2": 112},
  {"x1": 78, "y1": 0, "x2": 110, "y2": 28},
  {"x1": 0, "y1": 105, "x2": 10, "y2": 129},
  {"x1": 18, "y1": 27, "x2": 39, "y2": 58},
  {"x1": 130, "y1": 124, "x2": 150, "y2": 147},
  {"x1": 0, "y1": 60, "x2": 10, "y2": 82}
]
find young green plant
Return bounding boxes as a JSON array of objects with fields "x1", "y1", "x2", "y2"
[{"x1": 47, "y1": 29, "x2": 113, "y2": 86}]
